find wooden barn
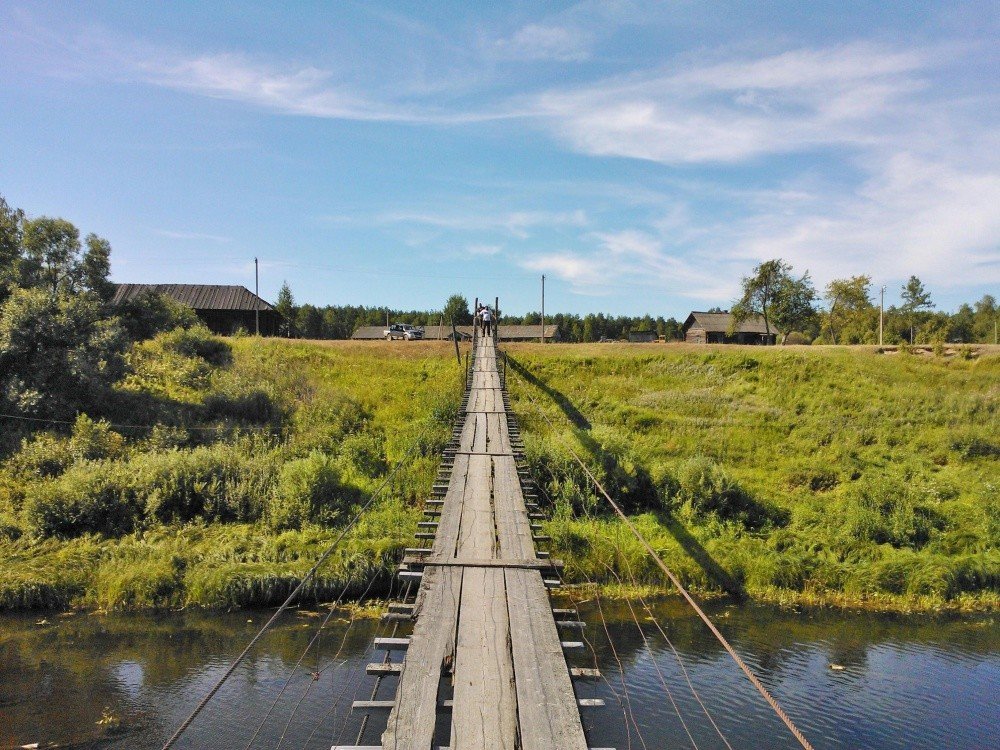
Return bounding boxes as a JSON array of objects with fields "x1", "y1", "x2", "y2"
[
  {"x1": 628, "y1": 330, "x2": 658, "y2": 343},
  {"x1": 112, "y1": 284, "x2": 282, "y2": 335},
  {"x1": 682, "y1": 311, "x2": 776, "y2": 345}
]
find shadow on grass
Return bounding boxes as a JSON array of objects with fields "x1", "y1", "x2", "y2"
[{"x1": 506, "y1": 354, "x2": 745, "y2": 599}]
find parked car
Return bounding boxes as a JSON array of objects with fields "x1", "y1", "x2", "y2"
[{"x1": 384, "y1": 323, "x2": 425, "y2": 340}]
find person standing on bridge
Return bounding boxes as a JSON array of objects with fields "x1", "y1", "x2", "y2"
[{"x1": 481, "y1": 305, "x2": 493, "y2": 337}]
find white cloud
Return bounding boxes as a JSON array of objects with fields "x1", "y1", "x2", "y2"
[
  {"x1": 532, "y1": 42, "x2": 935, "y2": 163},
  {"x1": 467, "y1": 243, "x2": 502, "y2": 256},
  {"x1": 493, "y1": 24, "x2": 592, "y2": 62},
  {"x1": 155, "y1": 229, "x2": 232, "y2": 243}
]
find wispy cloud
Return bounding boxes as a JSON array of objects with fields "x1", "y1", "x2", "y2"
[
  {"x1": 467, "y1": 243, "x2": 502, "y2": 256},
  {"x1": 493, "y1": 24, "x2": 593, "y2": 62},
  {"x1": 155, "y1": 229, "x2": 232, "y2": 243},
  {"x1": 378, "y1": 208, "x2": 588, "y2": 239},
  {"x1": 532, "y1": 42, "x2": 935, "y2": 164}
]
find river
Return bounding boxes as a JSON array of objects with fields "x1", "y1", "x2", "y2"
[{"x1": 1, "y1": 597, "x2": 996, "y2": 749}]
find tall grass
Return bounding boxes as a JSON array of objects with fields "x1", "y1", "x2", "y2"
[
  {"x1": 508, "y1": 344, "x2": 1000, "y2": 611},
  {"x1": 0, "y1": 335, "x2": 460, "y2": 610}
]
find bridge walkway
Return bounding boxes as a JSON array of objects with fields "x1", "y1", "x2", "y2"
[{"x1": 360, "y1": 332, "x2": 591, "y2": 749}]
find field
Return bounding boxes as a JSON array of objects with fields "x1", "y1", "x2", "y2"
[
  {"x1": 1, "y1": 336, "x2": 997, "y2": 612},
  {"x1": 506, "y1": 342, "x2": 1000, "y2": 611}
]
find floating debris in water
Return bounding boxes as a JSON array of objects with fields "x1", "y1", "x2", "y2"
[{"x1": 829, "y1": 663, "x2": 846, "y2": 671}]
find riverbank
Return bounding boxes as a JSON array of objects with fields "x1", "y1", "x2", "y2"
[{"x1": 2, "y1": 339, "x2": 997, "y2": 613}]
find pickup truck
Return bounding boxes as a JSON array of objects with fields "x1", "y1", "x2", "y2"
[{"x1": 384, "y1": 323, "x2": 425, "y2": 340}]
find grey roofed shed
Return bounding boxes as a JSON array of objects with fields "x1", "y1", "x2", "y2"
[
  {"x1": 112, "y1": 283, "x2": 281, "y2": 335},
  {"x1": 682, "y1": 311, "x2": 775, "y2": 344}
]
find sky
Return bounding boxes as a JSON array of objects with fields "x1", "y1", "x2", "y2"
[{"x1": 1, "y1": 1, "x2": 998, "y2": 318}]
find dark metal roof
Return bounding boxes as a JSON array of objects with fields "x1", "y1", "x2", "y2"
[
  {"x1": 683, "y1": 311, "x2": 772, "y2": 334},
  {"x1": 112, "y1": 284, "x2": 276, "y2": 312}
]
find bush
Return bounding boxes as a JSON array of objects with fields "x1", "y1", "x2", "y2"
[
  {"x1": 338, "y1": 432, "x2": 388, "y2": 477},
  {"x1": 839, "y1": 476, "x2": 946, "y2": 549},
  {"x1": 117, "y1": 291, "x2": 199, "y2": 341},
  {"x1": 673, "y1": 456, "x2": 780, "y2": 530},
  {"x1": 140, "y1": 442, "x2": 275, "y2": 524},
  {"x1": 69, "y1": 414, "x2": 125, "y2": 462},
  {"x1": 23, "y1": 462, "x2": 142, "y2": 539},
  {"x1": 158, "y1": 325, "x2": 232, "y2": 366},
  {"x1": 268, "y1": 452, "x2": 342, "y2": 530},
  {"x1": 8, "y1": 432, "x2": 74, "y2": 478}
]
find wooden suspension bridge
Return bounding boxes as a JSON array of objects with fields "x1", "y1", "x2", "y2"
[
  {"x1": 161, "y1": 300, "x2": 813, "y2": 750},
  {"x1": 341, "y1": 326, "x2": 601, "y2": 749}
]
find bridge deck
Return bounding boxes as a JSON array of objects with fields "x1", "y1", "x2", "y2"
[{"x1": 379, "y1": 333, "x2": 588, "y2": 750}]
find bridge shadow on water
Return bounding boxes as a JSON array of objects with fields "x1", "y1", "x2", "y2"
[{"x1": 505, "y1": 355, "x2": 745, "y2": 599}]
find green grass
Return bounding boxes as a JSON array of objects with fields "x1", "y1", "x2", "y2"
[
  {"x1": 0, "y1": 336, "x2": 460, "y2": 610},
  {"x1": 505, "y1": 343, "x2": 1000, "y2": 612}
]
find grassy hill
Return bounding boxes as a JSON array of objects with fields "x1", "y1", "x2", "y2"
[
  {"x1": 0, "y1": 336, "x2": 460, "y2": 610},
  {"x1": 2, "y1": 335, "x2": 996, "y2": 612},
  {"x1": 506, "y1": 343, "x2": 999, "y2": 611}
]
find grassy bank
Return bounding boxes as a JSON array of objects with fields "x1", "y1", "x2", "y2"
[
  {"x1": 0, "y1": 335, "x2": 461, "y2": 610},
  {"x1": 505, "y1": 343, "x2": 1000, "y2": 612}
]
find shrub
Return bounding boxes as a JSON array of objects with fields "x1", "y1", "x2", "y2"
[
  {"x1": 22, "y1": 462, "x2": 142, "y2": 539},
  {"x1": 673, "y1": 456, "x2": 780, "y2": 530},
  {"x1": 338, "y1": 432, "x2": 388, "y2": 477},
  {"x1": 117, "y1": 291, "x2": 199, "y2": 341},
  {"x1": 158, "y1": 325, "x2": 232, "y2": 366},
  {"x1": 8, "y1": 432, "x2": 74, "y2": 478},
  {"x1": 839, "y1": 476, "x2": 946, "y2": 549},
  {"x1": 69, "y1": 414, "x2": 125, "y2": 462},
  {"x1": 268, "y1": 452, "x2": 342, "y2": 530},
  {"x1": 140, "y1": 443, "x2": 275, "y2": 524}
]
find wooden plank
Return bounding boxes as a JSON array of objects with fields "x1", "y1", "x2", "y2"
[
  {"x1": 451, "y1": 567, "x2": 517, "y2": 749},
  {"x1": 402, "y1": 557, "x2": 562, "y2": 570},
  {"x1": 505, "y1": 568, "x2": 589, "y2": 750},
  {"x1": 381, "y1": 566, "x2": 462, "y2": 750}
]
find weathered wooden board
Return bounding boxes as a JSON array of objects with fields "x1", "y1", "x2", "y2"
[
  {"x1": 505, "y1": 567, "x2": 589, "y2": 750},
  {"x1": 451, "y1": 566, "x2": 517, "y2": 749},
  {"x1": 381, "y1": 566, "x2": 462, "y2": 749}
]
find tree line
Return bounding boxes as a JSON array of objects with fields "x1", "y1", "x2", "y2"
[
  {"x1": 731, "y1": 259, "x2": 998, "y2": 345},
  {"x1": 0, "y1": 196, "x2": 200, "y2": 419},
  {"x1": 276, "y1": 273, "x2": 997, "y2": 345},
  {"x1": 273, "y1": 286, "x2": 687, "y2": 342}
]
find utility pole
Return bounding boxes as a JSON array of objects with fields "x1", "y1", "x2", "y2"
[
  {"x1": 541, "y1": 274, "x2": 545, "y2": 344},
  {"x1": 254, "y1": 257, "x2": 260, "y2": 336},
  {"x1": 879, "y1": 285, "x2": 885, "y2": 346}
]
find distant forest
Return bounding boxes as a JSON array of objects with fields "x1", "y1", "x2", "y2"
[
  {"x1": 274, "y1": 286, "x2": 686, "y2": 342},
  {"x1": 274, "y1": 282, "x2": 998, "y2": 345}
]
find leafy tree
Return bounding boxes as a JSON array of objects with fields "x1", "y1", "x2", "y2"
[
  {"x1": 275, "y1": 281, "x2": 296, "y2": 336},
  {"x1": 973, "y1": 295, "x2": 997, "y2": 343},
  {"x1": 731, "y1": 259, "x2": 799, "y2": 342},
  {"x1": 442, "y1": 293, "x2": 472, "y2": 326},
  {"x1": 20, "y1": 217, "x2": 81, "y2": 295},
  {"x1": 825, "y1": 275, "x2": 873, "y2": 344},
  {"x1": 81, "y1": 234, "x2": 115, "y2": 303},
  {"x1": 900, "y1": 276, "x2": 934, "y2": 343},
  {"x1": 0, "y1": 197, "x2": 24, "y2": 302},
  {"x1": 0, "y1": 288, "x2": 128, "y2": 417},
  {"x1": 769, "y1": 270, "x2": 817, "y2": 344}
]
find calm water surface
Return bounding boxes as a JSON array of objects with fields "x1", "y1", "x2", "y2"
[{"x1": 1, "y1": 598, "x2": 996, "y2": 749}]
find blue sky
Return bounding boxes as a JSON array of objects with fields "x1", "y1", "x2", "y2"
[{"x1": 1, "y1": 1, "x2": 997, "y2": 318}]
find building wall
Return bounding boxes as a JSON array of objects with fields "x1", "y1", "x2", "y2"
[{"x1": 196, "y1": 309, "x2": 281, "y2": 336}]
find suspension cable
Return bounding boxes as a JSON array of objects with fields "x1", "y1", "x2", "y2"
[{"x1": 510, "y1": 358, "x2": 815, "y2": 750}]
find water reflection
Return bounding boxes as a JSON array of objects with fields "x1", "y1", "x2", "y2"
[{"x1": 0, "y1": 600, "x2": 996, "y2": 749}]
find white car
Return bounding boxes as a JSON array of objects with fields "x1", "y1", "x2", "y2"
[{"x1": 384, "y1": 323, "x2": 425, "y2": 340}]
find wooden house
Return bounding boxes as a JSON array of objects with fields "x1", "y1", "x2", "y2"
[
  {"x1": 112, "y1": 283, "x2": 282, "y2": 335},
  {"x1": 682, "y1": 311, "x2": 776, "y2": 344}
]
